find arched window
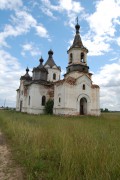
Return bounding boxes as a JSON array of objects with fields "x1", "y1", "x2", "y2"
[
  {"x1": 53, "y1": 73, "x2": 56, "y2": 80},
  {"x1": 83, "y1": 84, "x2": 85, "y2": 90},
  {"x1": 81, "y1": 52, "x2": 84, "y2": 62},
  {"x1": 42, "y1": 96, "x2": 46, "y2": 106},
  {"x1": 59, "y1": 97, "x2": 61, "y2": 103},
  {"x1": 28, "y1": 96, "x2": 30, "y2": 105},
  {"x1": 69, "y1": 53, "x2": 73, "y2": 63}
]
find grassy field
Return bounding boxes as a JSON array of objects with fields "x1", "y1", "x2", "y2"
[{"x1": 0, "y1": 110, "x2": 120, "y2": 180}]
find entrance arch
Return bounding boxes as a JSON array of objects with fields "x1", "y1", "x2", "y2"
[{"x1": 80, "y1": 97, "x2": 87, "y2": 115}]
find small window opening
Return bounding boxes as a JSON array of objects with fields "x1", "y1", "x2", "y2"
[
  {"x1": 42, "y1": 96, "x2": 46, "y2": 106},
  {"x1": 83, "y1": 84, "x2": 85, "y2": 90},
  {"x1": 81, "y1": 52, "x2": 84, "y2": 62},
  {"x1": 59, "y1": 97, "x2": 61, "y2": 103},
  {"x1": 68, "y1": 68, "x2": 70, "y2": 73},
  {"x1": 28, "y1": 96, "x2": 30, "y2": 105},
  {"x1": 69, "y1": 53, "x2": 73, "y2": 63},
  {"x1": 53, "y1": 73, "x2": 56, "y2": 80}
]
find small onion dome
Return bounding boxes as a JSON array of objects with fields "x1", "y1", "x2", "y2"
[
  {"x1": 75, "y1": 23, "x2": 80, "y2": 34},
  {"x1": 48, "y1": 49, "x2": 53, "y2": 56},
  {"x1": 20, "y1": 67, "x2": 31, "y2": 80},
  {"x1": 39, "y1": 56, "x2": 44, "y2": 65},
  {"x1": 26, "y1": 67, "x2": 29, "y2": 73}
]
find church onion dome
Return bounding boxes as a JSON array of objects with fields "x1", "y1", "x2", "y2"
[
  {"x1": 75, "y1": 23, "x2": 80, "y2": 34},
  {"x1": 20, "y1": 67, "x2": 32, "y2": 81},
  {"x1": 33, "y1": 56, "x2": 48, "y2": 73},
  {"x1": 44, "y1": 49, "x2": 61, "y2": 71},
  {"x1": 68, "y1": 20, "x2": 88, "y2": 53},
  {"x1": 39, "y1": 56, "x2": 44, "y2": 65},
  {"x1": 48, "y1": 49, "x2": 53, "y2": 56}
]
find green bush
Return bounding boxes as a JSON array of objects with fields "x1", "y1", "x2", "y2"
[{"x1": 45, "y1": 99, "x2": 54, "y2": 114}]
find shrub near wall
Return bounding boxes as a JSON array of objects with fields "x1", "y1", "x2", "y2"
[{"x1": 45, "y1": 99, "x2": 54, "y2": 114}]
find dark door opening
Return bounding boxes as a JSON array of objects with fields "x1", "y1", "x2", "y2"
[
  {"x1": 80, "y1": 98, "x2": 87, "y2": 115},
  {"x1": 80, "y1": 105, "x2": 84, "y2": 115}
]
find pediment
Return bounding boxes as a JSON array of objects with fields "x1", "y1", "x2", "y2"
[
  {"x1": 76, "y1": 74, "x2": 92, "y2": 86},
  {"x1": 52, "y1": 65, "x2": 57, "y2": 69},
  {"x1": 44, "y1": 64, "x2": 50, "y2": 68}
]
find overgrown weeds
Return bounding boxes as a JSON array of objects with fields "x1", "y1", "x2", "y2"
[{"x1": 0, "y1": 110, "x2": 120, "y2": 180}]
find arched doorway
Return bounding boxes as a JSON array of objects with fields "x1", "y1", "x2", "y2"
[{"x1": 80, "y1": 97, "x2": 87, "y2": 115}]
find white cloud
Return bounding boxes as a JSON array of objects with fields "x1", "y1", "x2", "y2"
[
  {"x1": 84, "y1": 0, "x2": 120, "y2": 56},
  {"x1": 40, "y1": 0, "x2": 84, "y2": 28},
  {"x1": 41, "y1": 0, "x2": 60, "y2": 11},
  {"x1": 35, "y1": 25, "x2": 49, "y2": 38},
  {"x1": 0, "y1": 10, "x2": 50, "y2": 48},
  {"x1": 58, "y1": 0, "x2": 84, "y2": 29},
  {"x1": 21, "y1": 42, "x2": 41, "y2": 57},
  {"x1": 109, "y1": 57, "x2": 118, "y2": 61},
  {"x1": 59, "y1": 0, "x2": 82, "y2": 13},
  {"x1": 0, "y1": 0, "x2": 23, "y2": 10},
  {"x1": 41, "y1": 7, "x2": 57, "y2": 20},
  {"x1": 87, "y1": 0, "x2": 120, "y2": 36},
  {"x1": 116, "y1": 37, "x2": 120, "y2": 46},
  {"x1": 0, "y1": 50, "x2": 25, "y2": 107},
  {"x1": 83, "y1": 35, "x2": 111, "y2": 56},
  {"x1": 93, "y1": 61, "x2": 120, "y2": 111}
]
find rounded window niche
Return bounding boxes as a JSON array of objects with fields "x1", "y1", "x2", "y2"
[
  {"x1": 69, "y1": 53, "x2": 73, "y2": 63},
  {"x1": 81, "y1": 52, "x2": 84, "y2": 62},
  {"x1": 53, "y1": 73, "x2": 56, "y2": 80}
]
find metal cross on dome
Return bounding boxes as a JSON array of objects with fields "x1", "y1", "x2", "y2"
[{"x1": 76, "y1": 17, "x2": 78, "y2": 24}]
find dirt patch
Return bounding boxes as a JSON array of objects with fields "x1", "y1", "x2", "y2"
[{"x1": 0, "y1": 131, "x2": 23, "y2": 180}]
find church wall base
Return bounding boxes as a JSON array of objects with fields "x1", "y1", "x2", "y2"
[{"x1": 27, "y1": 107, "x2": 45, "y2": 114}]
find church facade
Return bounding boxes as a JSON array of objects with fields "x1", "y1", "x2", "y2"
[{"x1": 16, "y1": 22, "x2": 100, "y2": 116}]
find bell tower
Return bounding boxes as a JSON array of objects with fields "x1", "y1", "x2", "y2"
[{"x1": 66, "y1": 18, "x2": 89, "y2": 74}]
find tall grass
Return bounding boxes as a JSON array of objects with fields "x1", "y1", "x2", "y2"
[{"x1": 0, "y1": 110, "x2": 120, "y2": 180}]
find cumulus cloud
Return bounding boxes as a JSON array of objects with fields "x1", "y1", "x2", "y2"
[
  {"x1": 41, "y1": 7, "x2": 57, "y2": 20},
  {"x1": 0, "y1": 0, "x2": 23, "y2": 10},
  {"x1": 84, "y1": 0, "x2": 120, "y2": 56},
  {"x1": 93, "y1": 61, "x2": 120, "y2": 111},
  {"x1": 87, "y1": 0, "x2": 120, "y2": 36},
  {"x1": 0, "y1": 10, "x2": 50, "y2": 48},
  {"x1": 21, "y1": 42, "x2": 41, "y2": 57},
  {"x1": 59, "y1": 0, "x2": 82, "y2": 13},
  {"x1": 0, "y1": 50, "x2": 25, "y2": 107},
  {"x1": 83, "y1": 35, "x2": 111, "y2": 56},
  {"x1": 116, "y1": 37, "x2": 120, "y2": 46},
  {"x1": 40, "y1": 0, "x2": 84, "y2": 28}
]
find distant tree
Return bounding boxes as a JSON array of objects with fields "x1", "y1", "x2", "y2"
[
  {"x1": 104, "y1": 108, "x2": 109, "y2": 112},
  {"x1": 101, "y1": 108, "x2": 109, "y2": 112}
]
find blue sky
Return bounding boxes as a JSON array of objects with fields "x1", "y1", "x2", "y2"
[{"x1": 0, "y1": 0, "x2": 120, "y2": 111}]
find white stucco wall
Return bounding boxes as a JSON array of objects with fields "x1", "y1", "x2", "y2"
[
  {"x1": 54, "y1": 74, "x2": 100, "y2": 116},
  {"x1": 16, "y1": 82, "x2": 54, "y2": 114},
  {"x1": 16, "y1": 90, "x2": 20, "y2": 111},
  {"x1": 26, "y1": 84, "x2": 51, "y2": 114},
  {"x1": 90, "y1": 87, "x2": 100, "y2": 116},
  {"x1": 45, "y1": 66, "x2": 60, "y2": 82},
  {"x1": 16, "y1": 80, "x2": 26, "y2": 112}
]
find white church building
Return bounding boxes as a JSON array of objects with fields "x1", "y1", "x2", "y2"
[{"x1": 16, "y1": 21, "x2": 100, "y2": 116}]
